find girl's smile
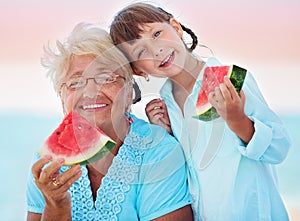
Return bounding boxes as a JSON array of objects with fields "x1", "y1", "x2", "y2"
[{"x1": 159, "y1": 50, "x2": 175, "y2": 68}]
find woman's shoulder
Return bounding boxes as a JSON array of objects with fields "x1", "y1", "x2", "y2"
[
  {"x1": 124, "y1": 115, "x2": 186, "y2": 182},
  {"x1": 126, "y1": 114, "x2": 182, "y2": 155},
  {"x1": 129, "y1": 113, "x2": 166, "y2": 135}
]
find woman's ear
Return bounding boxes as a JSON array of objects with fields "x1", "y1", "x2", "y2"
[
  {"x1": 125, "y1": 80, "x2": 134, "y2": 112},
  {"x1": 169, "y1": 18, "x2": 183, "y2": 38}
]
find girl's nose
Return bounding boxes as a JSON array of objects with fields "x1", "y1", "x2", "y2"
[{"x1": 155, "y1": 48, "x2": 163, "y2": 57}]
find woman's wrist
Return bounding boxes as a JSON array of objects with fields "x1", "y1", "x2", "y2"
[{"x1": 42, "y1": 196, "x2": 72, "y2": 221}]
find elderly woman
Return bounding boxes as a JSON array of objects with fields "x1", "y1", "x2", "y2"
[{"x1": 26, "y1": 22, "x2": 193, "y2": 221}]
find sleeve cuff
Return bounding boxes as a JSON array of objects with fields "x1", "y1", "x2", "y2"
[
  {"x1": 27, "y1": 205, "x2": 43, "y2": 214},
  {"x1": 140, "y1": 200, "x2": 193, "y2": 221},
  {"x1": 237, "y1": 116, "x2": 272, "y2": 160}
]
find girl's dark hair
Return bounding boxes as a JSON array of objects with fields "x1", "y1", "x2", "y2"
[
  {"x1": 110, "y1": 2, "x2": 198, "y2": 52},
  {"x1": 132, "y1": 80, "x2": 141, "y2": 104}
]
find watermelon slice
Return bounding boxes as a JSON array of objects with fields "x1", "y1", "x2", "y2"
[
  {"x1": 38, "y1": 111, "x2": 116, "y2": 165},
  {"x1": 193, "y1": 65, "x2": 247, "y2": 121}
]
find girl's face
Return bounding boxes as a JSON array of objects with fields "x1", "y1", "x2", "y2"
[
  {"x1": 120, "y1": 19, "x2": 187, "y2": 79},
  {"x1": 60, "y1": 55, "x2": 132, "y2": 134}
]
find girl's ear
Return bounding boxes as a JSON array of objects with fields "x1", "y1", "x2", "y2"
[
  {"x1": 132, "y1": 66, "x2": 146, "y2": 77},
  {"x1": 169, "y1": 18, "x2": 183, "y2": 38},
  {"x1": 132, "y1": 66, "x2": 149, "y2": 81}
]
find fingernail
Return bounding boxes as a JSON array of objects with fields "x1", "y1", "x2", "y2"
[
  {"x1": 44, "y1": 155, "x2": 52, "y2": 160},
  {"x1": 57, "y1": 158, "x2": 65, "y2": 164},
  {"x1": 74, "y1": 164, "x2": 81, "y2": 171}
]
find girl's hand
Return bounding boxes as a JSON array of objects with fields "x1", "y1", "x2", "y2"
[
  {"x1": 32, "y1": 155, "x2": 82, "y2": 208},
  {"x1": 208, "y1": 76, "x2": 254, "y2": 143},
  {"x1": 208, "y1": 76, "x2": 246, "y2": 123},
  {"x1": 145, "y1": 99, "x2": 173, "y2": 135}
]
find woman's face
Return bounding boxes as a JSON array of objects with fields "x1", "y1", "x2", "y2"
[{"x1": 60, "y1": 55, "x2": 132, "y2": 133}]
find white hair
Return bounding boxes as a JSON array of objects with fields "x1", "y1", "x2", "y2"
[{"x1": 41, "y1": 22, "x2": 133, "y2": 95}]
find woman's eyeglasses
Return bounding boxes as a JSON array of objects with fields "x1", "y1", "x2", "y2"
[{"x1": 61, "y1": 72, "x2": 126, "y2": 91}]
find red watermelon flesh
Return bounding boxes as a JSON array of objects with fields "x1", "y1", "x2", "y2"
[
  {"x1": 39, "y1": 111, "x2": 116, "y2": 165},
  {"x1": 197, "y1": 66, "x2": 231, "y2": 107},
  {"x1": 194, "y1": 65, "x2": 247, "y2": 121}
]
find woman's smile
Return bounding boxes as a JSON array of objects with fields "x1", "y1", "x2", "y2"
[{"x1": 81, "y1": 102, "x2": 108, "y2": 112}]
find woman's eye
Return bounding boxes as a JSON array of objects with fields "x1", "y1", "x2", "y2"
[
  {"x1": 104, "y1": 76, "x2": 114, "y2": 83},
  {"x1": 68, "y1": 79, "x2": 81, "y2": 87},
  {"x1": 154, "y1": 31, "x2": 161, "y2": 38},
  {"x1": 70, "y1": 81, "x2": 79, "y2": 86}
]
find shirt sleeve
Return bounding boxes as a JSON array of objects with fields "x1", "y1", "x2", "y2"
[
  {"x1": 26, "y1": 153, "x2": 45, "y2": 214},
  {"x1": 236, "y1": 71, "x2": 291, "y2": 163},
  {"x1": 136, "y1": 127, "x2": 193, "y2": 221}
]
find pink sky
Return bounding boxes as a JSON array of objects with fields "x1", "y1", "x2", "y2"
[
  {"x1": 1, "y1": 2, "x2": 300, "y2": 219},
  {"x1": 1, "y1": 0, "x2": 299, "y2": 115}
]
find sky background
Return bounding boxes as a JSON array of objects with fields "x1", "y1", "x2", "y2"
[{"x1": 0, "y1": 0, "x2": 299, "y2": 117}]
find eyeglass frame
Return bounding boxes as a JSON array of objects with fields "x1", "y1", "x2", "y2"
[{"x1": 60, "y1": 72, "x2": 126, "y2": 91}]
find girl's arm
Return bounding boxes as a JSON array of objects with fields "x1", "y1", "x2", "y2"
[
  {"x1": 209, "y1": 76, "x2": 254, "y2": 143},
  {"x1": 210, "y1": 73, "x2": 291, "y2": 164}
]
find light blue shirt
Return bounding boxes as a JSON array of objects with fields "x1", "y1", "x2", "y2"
[
  {"x1": 160, "y1": 57, "x2": 291, "y2": 221},
  {"x1": 26, "y1": 114, "x2": 192, "y2": 221}
]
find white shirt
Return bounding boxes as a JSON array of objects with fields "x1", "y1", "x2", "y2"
[{"x1": 160, "y1": 57, "x2": 291, "y2": 221}]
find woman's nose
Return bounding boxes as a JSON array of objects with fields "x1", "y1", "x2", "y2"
[{"x1": 84, "y1": 79, "x2": 101, "y2": 97}]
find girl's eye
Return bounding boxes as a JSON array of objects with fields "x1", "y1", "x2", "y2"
[
  {"x1": 137, "y1": 48, "x2": 145, "y2": 59},
  {"x1": 154, "y1": 31, "x2": 161, "y2": 38}
]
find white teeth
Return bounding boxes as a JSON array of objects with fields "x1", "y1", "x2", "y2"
[
  {"x1": 83, "y1": 104, "x2": 106, "y2": 110},
  {"x1": 161, "y1": 53, "x2": 172, "y2": 66}
]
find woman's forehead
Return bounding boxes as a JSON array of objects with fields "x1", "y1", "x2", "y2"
[
  {"x1": 84, "y1": 62, "x2": 124, "y2": 78},
  {"x1": 67, "y1": 56, "x2": 121, "y2": 76}
]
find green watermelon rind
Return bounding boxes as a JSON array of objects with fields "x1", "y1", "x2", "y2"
[
  {"x1": 38, "y1": 137, "x2": 116, "y2": 166},
  {"x1": 193, "y1": 65, "x2": 247, "y2": 121},
  {"x1": 79, "y1": 140, "x2": 116, "y2": 165},
  {"x1": 193, "y1": 106, "x2": 219, "y2": 122},
  {"x1": 229, "y1": 65, "x2": 247, "y2": 94}
]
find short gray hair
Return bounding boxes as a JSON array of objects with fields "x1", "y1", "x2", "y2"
[{"x1": 41, "y1": 22, "x2": 133, "y2": 95}]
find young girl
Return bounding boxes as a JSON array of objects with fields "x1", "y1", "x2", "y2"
[{"x1": 110, "y1": 3, "x2": 291, "y2": 221}]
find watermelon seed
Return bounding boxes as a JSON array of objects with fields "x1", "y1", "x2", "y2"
[{"x1": 56, "y1": 131, "x2": 61, "y2": 135}]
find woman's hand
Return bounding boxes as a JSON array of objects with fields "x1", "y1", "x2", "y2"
[
  {"x1": 208, "y1": 76, "x2": 254, "y2": 143},
  {"x1": 31, "y1": 155, "x2": 82, "y2": 220},
  {"x1": 145, "y1": 99, "x2": 173, "y2": 135}
]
